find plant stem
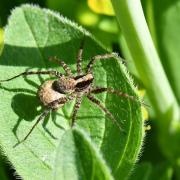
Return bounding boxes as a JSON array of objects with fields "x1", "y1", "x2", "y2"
[{"x1": 111, "y1": 0, "x2": 179, "y2": 128}]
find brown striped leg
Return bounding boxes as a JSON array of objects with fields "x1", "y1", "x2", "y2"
[
  {"x1": 21, "y1": 108, "x2": 51, "y2": 142},
  {"x1": 90, "y1": 87, "x2": 148, "y2": 106},
  {"x1": 91, "y1": 87, "x2": 136, "y2": 102},
  {"x1": 87, "y1": 53, "x2": 118, "y2": 73},
  {"x1": 0, "y1": 70, "x2": 62, "y2": 83},
  {"x1": 87, "y1": 94, "x2": 123, "y2": 131},
  {"x1": 49, "y1": 56, "x2": 72, "y2": 76},
  {"x1": 76, "y1": 38, "x2": 85, "y2": 75},
  {"x1": 71, "y1": 94, "x2": 82, "y2": 126}
]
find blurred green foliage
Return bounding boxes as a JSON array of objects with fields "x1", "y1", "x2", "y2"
[{"x1": 0, "y1": 0, "x2": 180, "y2": 179}]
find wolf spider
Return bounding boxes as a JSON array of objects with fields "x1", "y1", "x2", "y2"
[{"x1": 0, "y1": 39, "x2": 137, "y2": 143}]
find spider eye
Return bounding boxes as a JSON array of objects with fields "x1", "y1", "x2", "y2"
[{"x1": 52, "y1": 81, "x2": 66, "y2": 94}]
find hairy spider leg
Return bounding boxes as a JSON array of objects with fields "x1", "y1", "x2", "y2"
[
  {"x1": 91, "y1": 87, "x2": 137, "y2": 102},
  {"x1": 22, "y1": 108, "x2": 51, "y2": 142},
  {"x1": 71, "y1": 94, "x2": 83, "y2": 126},
  {"x1": 75, "y1": 74, "x2": 93, "y2": 84},
  {"x1": 87, "y1": 94, "x2": 123, "y2": 131},
  {"x1": 49, "y1": 56, "x2": 72, "y2": 77},
  {"x1": 91, "y1": 87, "x2": 148, "y2": 107},
  {"x1": 87, "y1": 53, "x2": 118, "y2": 73},
  {"x1": 21, "y1": 95, "x2": 75, "y2": 142},
  {"x1": 0, "y1": 71, "x2": 62, "y2": 82},
  {"x1": 76, "y1": 37, "x2": 85, "y2": 75}
]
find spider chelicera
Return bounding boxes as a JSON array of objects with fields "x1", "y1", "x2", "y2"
[{"x1": 0, "y1": 38, "x2": 136, "y2": 143}]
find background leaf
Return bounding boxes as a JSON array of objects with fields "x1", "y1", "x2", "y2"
[
  {"x1": 141, "y1": 1, "x2": 180, "y2": 177},
  {"x1": 129, "y1": 163, "x2": 152, "y2": 180},
  {"x1": 129, "y1": 162, "x2": 173, "y2": 180},
  {"x1": 0, "y1": 4, "x2": 143, "y2": 179},
  {"x1": 143, "y1": 0, "x2": 180, "y2": 103}
]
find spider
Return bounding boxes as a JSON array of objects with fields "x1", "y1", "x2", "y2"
[{"x1": 0, "y1": 38, "x2": 137, "y2": 143}]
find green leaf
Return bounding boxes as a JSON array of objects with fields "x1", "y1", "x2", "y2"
[
  {"x1": 0, "y1": 4, "x2": 143, "y2": 179},
  {"x1": 53, "y1": 128, "x2": 113, "y2": 180},
  {"x1": 129, "y1": 163, "x2": 152, "y2": 180}
]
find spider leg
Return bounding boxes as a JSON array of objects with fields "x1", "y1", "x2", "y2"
[
  {"x1": 0, "y1": 70, "x2": 62, "y2": 83},
  {"x1": 42, "y1": 112, "x2": 57, "y2": 139},
  {"x1": 49, "y1": 56, "x2": 72, "y2": 77},
  {"x1": 91, "y1": 87, "x2": 136, "y2": 102},
  {"x1": 87, "y1": 53, "x2": 118, "y2": 73},
  {"x1": 19, "y1": 95, "x2": 75, "y2": 143},
  {"x1": 21, "y1": 108, "x2": 51, "y2": 142},
  {"x1": 90, "y1": 87, "x2": 149, "y2": 107},
  {"x1": 76, "y1": 38, "x2": 85, "y2": 75},
  {"x1": 87, "y1": 94, "x2": 123, "y2": 131},
  {"x1": 47, "y1": 95, "x2": 75, "y2": 109},
  {"x1": 71, "y1": 94, "x2": 83, "y2": 126}
]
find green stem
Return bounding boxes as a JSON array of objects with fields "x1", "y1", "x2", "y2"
[{"x1": 111, "y1": 0, "x2": 179, "y2": 128}]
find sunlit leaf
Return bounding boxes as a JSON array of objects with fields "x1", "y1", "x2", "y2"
[{"x1": 0, "y1": 4, "x2": 143, "y2": 179}]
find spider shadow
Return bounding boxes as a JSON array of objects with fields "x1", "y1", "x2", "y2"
[
  {"x1": 0, "y1": 84, "x2": 39, "y2": 144},
  {"x1": 0, "y1": 84, "x2": 67, "y2": 145},
  {"x1": 11, "y1": 93, "x2": 67, "y2": 145},
  {"x1": 11, "y1": 93, "x2": 40, "y2": 142},
  {"x1": 42, "y1": 110, "x2": 68, "y2": 140}
]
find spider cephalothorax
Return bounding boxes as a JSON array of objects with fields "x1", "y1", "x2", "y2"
[
  {"x1": 52, "y1": 73, "x2": 94, "y2": 95},
  {"x1": 0, "y1": 38, "x2": 136, "y2": 143}
]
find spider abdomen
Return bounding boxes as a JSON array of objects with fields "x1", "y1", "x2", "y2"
[{"x1": 38, "y1": 80, "x2": 66, "y2": 109}]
